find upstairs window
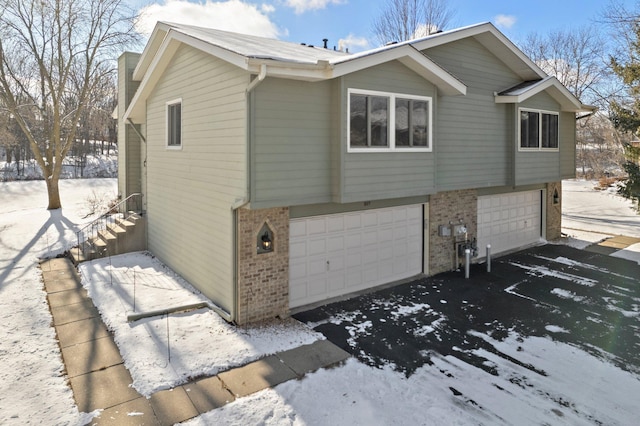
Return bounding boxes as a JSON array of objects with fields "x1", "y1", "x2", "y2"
[
  {"x1": 520, "y1": 108, "x2": 558, "y2": 150},
  {"x1": 349, "y1": 89, "x2": 432, "y2": 152},
  {"x1": 167, "y1": 99, "x2": 182, "y2": 148}
]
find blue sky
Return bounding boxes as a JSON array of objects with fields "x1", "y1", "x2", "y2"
[{"x1": 129, "y1": 0, "x2": 635, "y2": 51}]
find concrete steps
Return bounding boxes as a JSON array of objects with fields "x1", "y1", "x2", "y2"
[{"x1": 71, "y1": 212, "x2": 146, "y2": 264}]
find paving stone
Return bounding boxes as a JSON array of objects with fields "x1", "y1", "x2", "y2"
[
  {"x1": 50, "y1": 299, "x2": 100, "y2": 325},
  {"x1": 43, "y1": 276, "x2": 82, "y2": 293},
  {"x1": 61, "y1": 335, "x2": 123, "y2": 377},
  {"x1": 182, "y1": 376, "x2": 235, "y2": 414},
  {"x1": 40, "y1": 257, "x2": 76, "y2": 272},
  {"x1": 149, "y1": 386, "x2": 199, "y2": 426},
  {"x1": 47, "y1": 287, "x2": 89, "y2": 308},
  {"x1": 277, "y1": 339, "x2": 351, "y2": 376},
  {"x1": 90, "y1": 397, "x2": 159, "y2": 425},
  {"x1": 42, "y1": 267, "x2": 77, "y2": 282},
  {"x1": 218, "y1": 355, "x2": 298, "y2": 398},
  {"x1": 69, "y1": 364, "x2": 140, "y2": 413},
  {"x1": 55, "y1": 316, "x2": 111, "y2": 348}
]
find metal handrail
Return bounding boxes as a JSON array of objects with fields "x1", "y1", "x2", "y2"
[{"x1": 76, "y1": 193, "x2": 144, "y2": 258}]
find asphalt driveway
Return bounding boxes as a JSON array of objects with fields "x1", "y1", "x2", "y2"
[{"x1": 294, "y1": 244, "x2": 640, "y2": 378}]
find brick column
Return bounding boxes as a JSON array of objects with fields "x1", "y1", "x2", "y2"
[
  {"x1": 546, "y1": 181, "x2": 562, "y2": 241},
  {"x1": 428, "y1": 189, "x2": 478, "y2": 275},
  {"x1": 236, "y1": 207, "x2": 290, "y2": 325}
]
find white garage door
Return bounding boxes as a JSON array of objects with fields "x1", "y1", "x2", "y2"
[
  {"x1": 477, "y1": 190, "x2": 542, "y2": 257},
  {"x1": 289, "y1": 205, "x2": 423, "y2": 308}
]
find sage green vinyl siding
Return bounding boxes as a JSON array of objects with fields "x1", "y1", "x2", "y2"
[
  {"x1": 145, "y1": 44, "x2": 248, "y2": 313},
  {"x1": 515, "y1": 93, "x2": 563, "y2": 185},
  {"x1": 251, "y1": 78, "x2": 333, "y2": 208},
  {"x1": 340, "y1": 62, "x2": 437, "y2": 203},
  {"x1": 425, "y1": 38, "x2": 522, "y2": 191}
]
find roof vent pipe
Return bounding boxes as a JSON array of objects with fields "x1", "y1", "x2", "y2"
[{"x1": 323, "y1": 38, "x2": 328, "y2": 49}]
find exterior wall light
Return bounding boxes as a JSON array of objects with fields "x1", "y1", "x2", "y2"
[
  {"x1": 257, "y1": 223, "x2": 274, "y2": 254},
  {"x1": 553, "y1": 188, "x2": 560, "y2": 205}
]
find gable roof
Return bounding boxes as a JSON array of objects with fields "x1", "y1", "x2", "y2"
[{"x1": 125, "y1": 21, "x2": 593, "y2": 122}]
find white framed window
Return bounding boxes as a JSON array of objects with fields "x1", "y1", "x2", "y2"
[
  {"x1": 166, "y1": 99, "x2": 182, "y2": 149},
  {"x1": 519, "y1": 108, "x2": 559, "y2": 151},
  {"x1": 348, "y1": 89, "x2": 432, "y2": 152}
]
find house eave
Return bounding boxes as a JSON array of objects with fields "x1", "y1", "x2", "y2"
[{"x1": 495, "y1": 76, "x2": 594, "y2": 113}]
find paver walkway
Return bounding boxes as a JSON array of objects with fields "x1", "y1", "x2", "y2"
[{"x1": 42, "y1": 257, "x2": 349, "y2": 425}]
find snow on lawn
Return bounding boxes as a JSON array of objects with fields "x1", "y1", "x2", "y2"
[
  {"x1": 562, "y1": 179, "x2": 640, "y2": 238},
  {"x1": 78, "y1": 253, "x2": 323, "y2": 397},
  {"x1": 0, "y1": 178, "x2": 117, "y2": 426}
]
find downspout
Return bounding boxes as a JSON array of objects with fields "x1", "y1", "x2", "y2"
[{"x1": 229, "y1": 64, "x2": 268, "y2": 324}]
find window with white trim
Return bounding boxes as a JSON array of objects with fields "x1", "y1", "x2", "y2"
[
  {"x1": 519, "y1": 108, "x2": 558, "y2": 150},
  {"x1": 167, "y1": 99, "x2": 182, "y2": 148},
  {"x1": 348, "y1": 89, "x2": 432, "y2": 152}
]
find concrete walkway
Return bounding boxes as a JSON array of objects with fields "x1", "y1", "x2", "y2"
[{"x1": 42, "y1": 257, "x2": 350, "y2": 425}]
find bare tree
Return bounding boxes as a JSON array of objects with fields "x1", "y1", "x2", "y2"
[
  {"x1": 520, "y1": 27, "x2": 608, "y2": 107},
  {"x1": 0, "y1": 0, "x2": 138, "y2": 209},
  {"x1": 372, "y1": 0, "x2": 455, "y2": 46}
]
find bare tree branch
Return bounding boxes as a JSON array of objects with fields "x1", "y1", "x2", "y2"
[
  {"x1": 0, "y1": 0, "x2": 139, "y2": 208},
  {"x1": 372, "y1": 0, "x2": 455, "y2": 46}
]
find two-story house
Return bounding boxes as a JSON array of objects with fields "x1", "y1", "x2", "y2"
[{"x1": 118, "y1": 22, "x2": 593, "y2": 324}]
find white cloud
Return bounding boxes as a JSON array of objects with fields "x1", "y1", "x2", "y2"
[
  {"x1": 136, "y1": 0, "x2": 282, "y2": 38},
  {"x1": 494, "y1": 14, "x2": 516, "y2": 29},
  {"x1": 283, "y1": 0, "x2": 345, "y2": 15},
  {"x1": 337, "y1": 34, "x2": 369, "y2": 53}
]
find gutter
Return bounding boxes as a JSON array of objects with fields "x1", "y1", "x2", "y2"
[{"x1": 246, "y1": 63, "x2": 267, "y2": 93}]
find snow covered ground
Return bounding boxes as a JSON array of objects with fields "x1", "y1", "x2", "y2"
[{"x1": 0, "y1": 178, "x2": 639, "y2": 425}]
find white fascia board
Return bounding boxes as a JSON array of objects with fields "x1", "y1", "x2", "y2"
[
  {"x1": 124, "y1": 36, "x2": 181, "y2": 122},
  {"x1": 246, "y1": 58, "x2": 331, "y2": 81},
  {"x1": 132, "y1": 23, "x2": 171, "y2": 81},
  {"x1": 495, "y1": 77, "x2": 584, "y2": 112},
  {"x1": 330, "y1": 46, "x2": 466, "y2": 96}
]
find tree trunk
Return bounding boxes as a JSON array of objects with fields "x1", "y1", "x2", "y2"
[{"x1": 45, "y1": 176, "x2": 62, "y2": 210}]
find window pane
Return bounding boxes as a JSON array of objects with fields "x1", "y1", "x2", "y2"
[
  {"x1": 370, "y1": 96, "x2": 388, "y2": 147},
  {"x1": 412, "y1": 100, "x2": 428, "y2": 147},
  {"x1": 168, "y1": 103, "x2": 181, "y2": 146},
  {"x1": 541, "y1": 113, "x2": 558, "y2": 148},
  {"x1": 350, "y1": 94, "x2": 367, "y2": 147},
  {"x1": 395, "y1": 98, "x2": 410, "y2": 146},
  {"x1": 520, "y1": 111, "x2": 538, "y2": 148}
]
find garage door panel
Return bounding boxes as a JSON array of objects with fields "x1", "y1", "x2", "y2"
[
  {"x1": 290, "y1": 205, "x2": 423, "y2": 308},
  {"x1": 308, "y1": 239, "x2": 326, "y2": 256},
  {"x1": 327, "y1": 216, "x2": 344, "y2": 232},
  {"x1": 307, "y1": 218, "x2": 326, "y2": 235}
]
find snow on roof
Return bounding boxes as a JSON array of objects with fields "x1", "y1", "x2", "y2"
[{"x1": 163, "y1": 22, "x2": 348, "y2": 65}]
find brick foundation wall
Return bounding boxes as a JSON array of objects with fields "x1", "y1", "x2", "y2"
[
  {"x1": 429, "y1": 189, "x2": 478, "y2": 275},
  {"x1": 546, "y1": 181, "x2": 562, "y2": 241},
  {"x1": 236, "y1": 207, "x2": 289, "y2": 325}
]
